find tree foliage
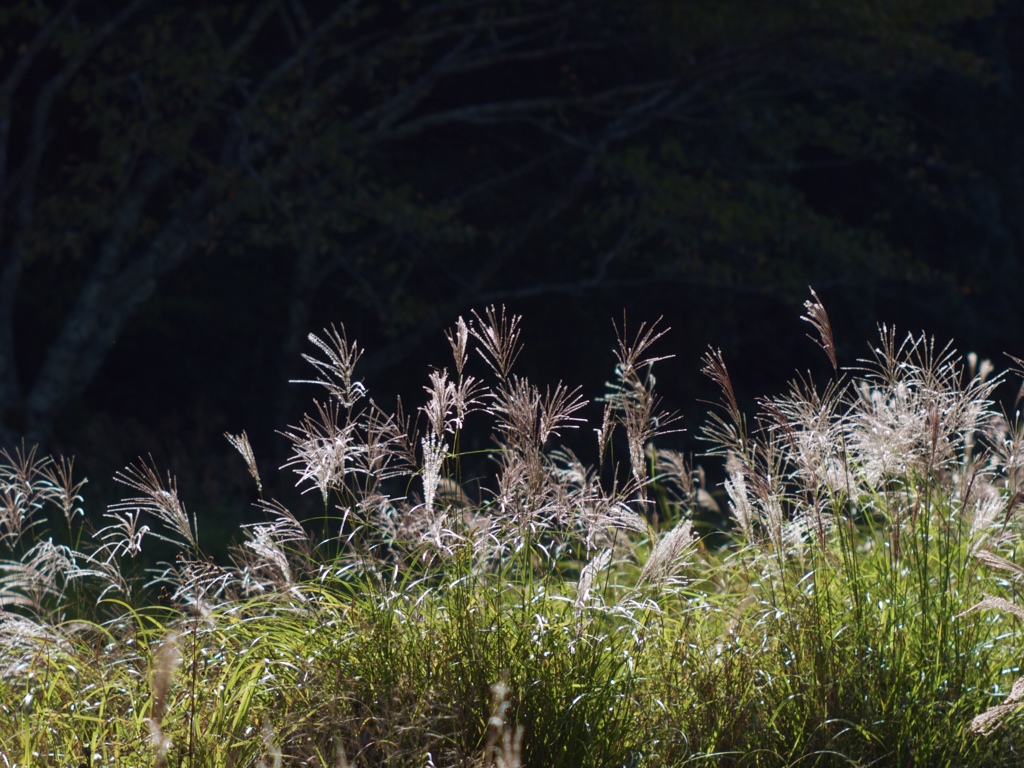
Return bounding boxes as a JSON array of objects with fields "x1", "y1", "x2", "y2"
[{"x1": 0, "y1": 0, "x2": 1003, "y2": 447}]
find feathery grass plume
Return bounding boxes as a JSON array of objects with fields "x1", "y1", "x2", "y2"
[
  {"x1": 0, "y1": 443, "x2": 67, "y2": 547},
  {"x1": 0, "y1": 612, "x2": 72, "y2": 676},
  {"x1": 257, "y1": 718, "x2": 283, "y2": 768},
  {"x1": 637, "y1": 519, "x2": 695, "y2": 590},
  {"x1": 484, "y1": 674, "x2": 523, "y2": 768},
  {"x1": 36, "y1": 453, "x2": 87, "y2": 529},
  {"x1": 493, "y1": 445, "x2": 541, "y2": 540},
  {"x1": 581, "y1": 498, "x2": 649, "y2": 553},
  {"x1": 959, "y1": 594, "x2": 1024, "y2": 734},
  {"x1": 596, "y1": 401, "x2": 614, "y2": 468},
  {"x1": 723, "y1": 454, "x2": 754, "y2": 540},
  {"x1": 538, "y1": 382, "x2": 588, "y2": 445},
  {"x1": 146, "y1": 631, "x2": 181, "y2": 768},
  {"x1": 845, "y1": 328, "x2": 1001, "y2": 489},
  {"x1": 802, "y1": 287, "x2": 837, "y2": 371},
  {"x1": 0, "y1": 565, "x2": 42, "y2": 610},
  {"x1": 421, "y1": 433, "x2": 447, "y2": 515},
  {"x1": 700, "y1": 348, "x2": 747, "y2": 460},
  {"x1": 603, "y1": 318, "x2": 680, "y2": 497},
  {"x1": 490, "y1": 376, "x2": 539, "y2": 450},
  {"x1": 443, "y1": 316, "x2": 486, "y2": 431},
  {"x1": 236, "y1": 524, "x2": 298, "y2": 596},
  {"x1": 974, "y1": 549, "x2": 1024, "y2": 580},
  {"x1": 286, "y1": 333, "x2": 417, "y2": 507},
  {"x1": 970, "y1": 676, "x2": 1024, "y2": 736},
  {"x1": 546, "y1": 447, "x2": 638, "y2": 549},
  {"x1": 422, "y1": 368, "x2": 458, "y2": 438},
  {"x1": 966, "y1": 483, "x2": 1006, "y2": 551},
  {"x1": 96, "y1": 505, "x2": 150, "y2": 561},
  {"x1": 333, "y1": 735, "x2": 351, "y2": 768},
  {"x1": 164, "y1": 558, "x2": 235, "y2": 617},
  {"x1": 293, "y1": 323, "x2": 367, "y2": 408},
  {"x1": 361, "y1": 401, "x2": 416, "y2": 483},
  {"x1": 422, "y1": 367, "x2": 486, "y2": 440},
  {"x1": 986, "y1": 411, "x2": 1024, "y2": 497},
  {"x1": 3, "y1": 538, "x2": 77, "y2": 612},
  {"x1": 0, "y1": 451, "x2": 125, "y2": 615},
  {"x1": 447, "y1": 315, "x2": 470, "y2": 378},
  {"x1": 735, "y1": 434, "x2": 788, "y2": 552},
  {"x1": 575, "y1": 547, "x2": 612, "y2": 620},
  {"x1": 387, "y1": 394, "x2": 420, "y2": 475},
  {"x1": 648, "y1": 446, "x2": 694, "y2": 505},
  {"x1": 225, "y1": 430, "x2": 262, "y2": 496},
  {"x1": 470, "y1": 305, "x2": 522, "y2": 382},
  {"x1": 281, "y1": 399, "x2": 360, "y2": 505},
  {"x1": 761, "y1": 374, "x2": 846, "y2": 495},
  {"x1": 110, "y1": 457, "x2": 200, "y2": 553},
  {"x1": 488, "y1": 377, "x2": 553, "y2": 535}
]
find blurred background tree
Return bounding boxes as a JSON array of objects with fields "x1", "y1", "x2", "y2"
[{"x1": 0, "y1": 0, "x2": 1017, "y2": 521}]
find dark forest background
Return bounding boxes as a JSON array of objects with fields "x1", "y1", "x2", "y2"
[{"x1": 1, "y1": 0, "x2": 1022, "y2": 541}]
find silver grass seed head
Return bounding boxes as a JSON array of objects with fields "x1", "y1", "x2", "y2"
[
  {"x1": 294, "y1": 324, "x2": 367, "y2": 408},
  {"x1": 470, "y1": 305, "x2": 522, "y2": 382},
  {"x1": 638, "y1": 519, "x2": 695, "y2": 590},
  {"x1": 447, "y1": 316, "x2": 470, "y2": 378},
  {"x1": 575, "y1": 547, "x2": 612, "y2": 619},
  {"x1": 802, "y1": 287, "x2": 837, "y2": 371},
  {"x1": 225, "y1": 430, "x2": 262, "y2": 495}
]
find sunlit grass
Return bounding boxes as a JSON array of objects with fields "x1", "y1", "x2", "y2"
[{"x1": 3, "y1": 297, "x2": 1024, "y2": 766}]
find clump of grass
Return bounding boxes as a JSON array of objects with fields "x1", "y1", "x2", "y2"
[{"x1": 2, "y1": 295, "x2": 1024, "y2": 766}]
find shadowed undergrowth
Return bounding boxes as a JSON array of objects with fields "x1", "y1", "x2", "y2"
[{"x1": 3, "y1": 296, "x2": 1024, "y2": 767}]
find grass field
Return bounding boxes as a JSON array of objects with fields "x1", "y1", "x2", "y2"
[{"x1": 3, "y1": 296, "x2": 1024, "y2": 767}]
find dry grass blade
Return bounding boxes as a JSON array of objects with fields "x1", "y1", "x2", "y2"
[{"x1": 802, "y1": 287, "x2": 837, "y2": 371}]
